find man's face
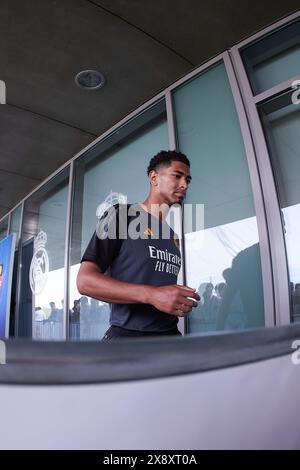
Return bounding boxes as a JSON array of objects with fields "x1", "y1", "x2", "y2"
[{"x1": 153, "y1": 160, "x2": 191, "y2": 205}]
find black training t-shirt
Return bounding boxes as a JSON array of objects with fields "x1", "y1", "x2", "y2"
[{"x1": 81, "y1": 203, "x2": 181, "y2": 332}]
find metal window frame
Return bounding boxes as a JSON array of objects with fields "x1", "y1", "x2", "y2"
[
  {"x1": 224, "y1": 51, "x2": 275, "y2": 327},
  {"x1": 166, "y1": 89, "x2": 185, "y2": 334},
  {"x1": 7, "y1": 202, "x2": 24, "y2": 337},
  {"x1": 230, "y1": 46, "x2": 291, "y2": 325},
  {"x1": 167, "y1": 51, "x2": 274, "y2": 329},
  {"x1": 0, "y1": 214, "x2": 9, "y2": 237},
  {"x1": 7, "y1": 213, "x2": 11, "y2": 235},
  {"x1": 229, "y1": 9, "x2": 300, "y2": 326},
  {"x1": 8, "y1": 203, "x2": 22, "y2": 237},
  {"x1": 254, "y1": 74, "x2": 300, "y2": 104},
  {"x1": 165, "y1": 90, "x2": 176, "y2": 151},
  {"x1": 14, "y1": 201, "x2": 24, "y2": 337},
  {"x1": 63, "y1": 162, "x2": 74, "y2": 341}
]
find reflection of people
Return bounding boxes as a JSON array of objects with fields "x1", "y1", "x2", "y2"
[
  {"x1": 80, "y1": 296, "x2": 90, "y2": 321},
  {"x1": 34, "y1": 307, "x2": 46, "y2": 322},
  {"x1": 90, "y1": 298, "x2": 102, "y2": 322},
  {"x1": 217, "y1": 243, "x2": 264, "y2": 330},
  {"x1": 77, "y1": 151, "x2": 199, "y2": 339},
  {"x1": 215, "y1": 282, "x2": 226, "y2": 299},
  {"x1": 47, "y1": 301, "x2": 60, "y2": 322},
  {"x1": 69, "y1": 299, "x2": 80, "y2": 340},
  {"x1": 201, "y1": 283, "x2": 219, "y2": 323},
  {"x1": 189, "y1": 282, "x2": 219, "y2": 332},
  {"x1": 70, "y1": 299, "x2": 80, "y2": 323}
]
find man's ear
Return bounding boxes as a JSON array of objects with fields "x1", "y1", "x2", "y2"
[{"x1": 149, "y1": 170, "x2": 158, "y2": 186}]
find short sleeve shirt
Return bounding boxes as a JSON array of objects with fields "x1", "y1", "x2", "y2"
[{"x1": 81, "y1": 203, "x2": 181, "y2": 332}]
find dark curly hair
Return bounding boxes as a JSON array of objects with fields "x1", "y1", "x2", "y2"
[{"x1": 147, "y1": 150, "x2": 190, "y2": 175}]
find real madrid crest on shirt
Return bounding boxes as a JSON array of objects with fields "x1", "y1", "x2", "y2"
[
  {"x1": 144, "y1": 227, "x2": 154, "y2": 237},
  {"x1": 29, "y1": 230, "x2": 49, "y2": 295}
]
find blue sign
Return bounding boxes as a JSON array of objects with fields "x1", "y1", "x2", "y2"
[{"x1": 0, "y1": 233, "x2": 16, "y2": 338}]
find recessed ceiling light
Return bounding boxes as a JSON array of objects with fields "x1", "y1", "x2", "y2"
[{"x1": 75, "y1": 70, "x2": 106, "y2": 90}]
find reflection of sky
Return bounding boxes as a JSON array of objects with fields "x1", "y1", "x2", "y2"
[
  {"x1": 34, "y1": 264, "x2": 82, "y2": 312},
  {"x1": 34, "y1": 268, "x2": 65, "y2": 313},
  {"x1": 185, "y1": 216, "x2": 259, "y2": 289}
]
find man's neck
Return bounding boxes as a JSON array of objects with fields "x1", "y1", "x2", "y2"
[{"x1": 140, "y1": 197, "x2": 170, "y2": 221}]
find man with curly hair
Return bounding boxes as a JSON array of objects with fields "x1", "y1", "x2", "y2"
[{"x1": 77, "y1": 150, "x2": 199, "y2": 339}]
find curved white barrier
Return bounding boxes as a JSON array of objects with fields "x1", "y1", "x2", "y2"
[{"x1": 0, "y1": 325, "x2": 299, "y2": 449}]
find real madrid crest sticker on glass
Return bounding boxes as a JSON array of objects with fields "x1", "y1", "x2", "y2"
[
  {"x1": 29, "y1": 231, "x2": 50, "y2": 295},
  {"x1": 96, "y1": 191, "x2": 128, "y2": 240},
  {"x1": 96, "y1": 191, "x2": 127, "y2": 220}
]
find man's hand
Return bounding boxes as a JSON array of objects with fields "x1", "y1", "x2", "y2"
[{"x1": 150, "y1": 285, "x2": 200, "y2": 317}]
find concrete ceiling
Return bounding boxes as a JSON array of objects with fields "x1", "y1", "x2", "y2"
[{"x1": 0, "y1": 0, "x2": 299, "y2": 219}]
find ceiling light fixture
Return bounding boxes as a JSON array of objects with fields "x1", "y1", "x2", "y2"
[{"x1": 75, "y1": 70, "x2": 106, "y2": 90}]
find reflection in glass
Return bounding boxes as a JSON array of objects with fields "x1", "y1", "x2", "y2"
[
  {"x1": 173, "y1": 62, "x2": 265, "y2": 334},
  {"x1": 259, "y1": 91, "x2": 300, "y2": 322},
  {"x1": 19, "y1": 168, "x2": 69, "y2": 340},
  {"x1": 185, "y1": 217, "x2": 262, "y2": 331},
  {"x1": 69, "y1": 100, "x2": 169, "y2": 340},
  {"x1": 69, "y1": 265, "x2": 110, "y2": 340},
  {"x1": 242, "y1": 19, "x2": 300, "y2": 95}
]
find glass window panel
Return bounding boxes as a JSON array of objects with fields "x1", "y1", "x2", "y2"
[
  {"x1": 0, "y1": 217, "x2": 8, "y2": 241},
  {"x1": 19, "y1": 168, "x2": 69, "y2": 340},
  {"x1": 9, "y1": 205, "x2": 22, "y2": 240},
  {"x1": 70, "y1": 100, "x2": 169, "y2": 340},
  {"x1": 259, "y1": 90, "x2": 300, "y2": 323},
  {"x1": 173, "y1": 62, "x2": 265, "y2": 334},
  {"x1": 242, "y1": 19, "x2": 300, "y2": 95}
]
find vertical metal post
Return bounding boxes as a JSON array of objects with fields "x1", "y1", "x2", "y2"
[
  {"x1": 166, "y1": 89, "x2": 187, "y2": 335},
  {"x1": 14, "y1": 201, "x2": 24, "y2": 337},
  {"x1": 166, "y1": 90, "x2": 177, "y2": 151},
  {"x1": 63, "y1": 162, "x2": 75, "y2": 341},
  {"x1": 7, "y1": 212, "x2": 11, "y2": 235}
]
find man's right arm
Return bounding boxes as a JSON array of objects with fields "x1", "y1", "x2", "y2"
[{"x1": 77, "y1": 261, "x2": 199, "y2": 317}]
